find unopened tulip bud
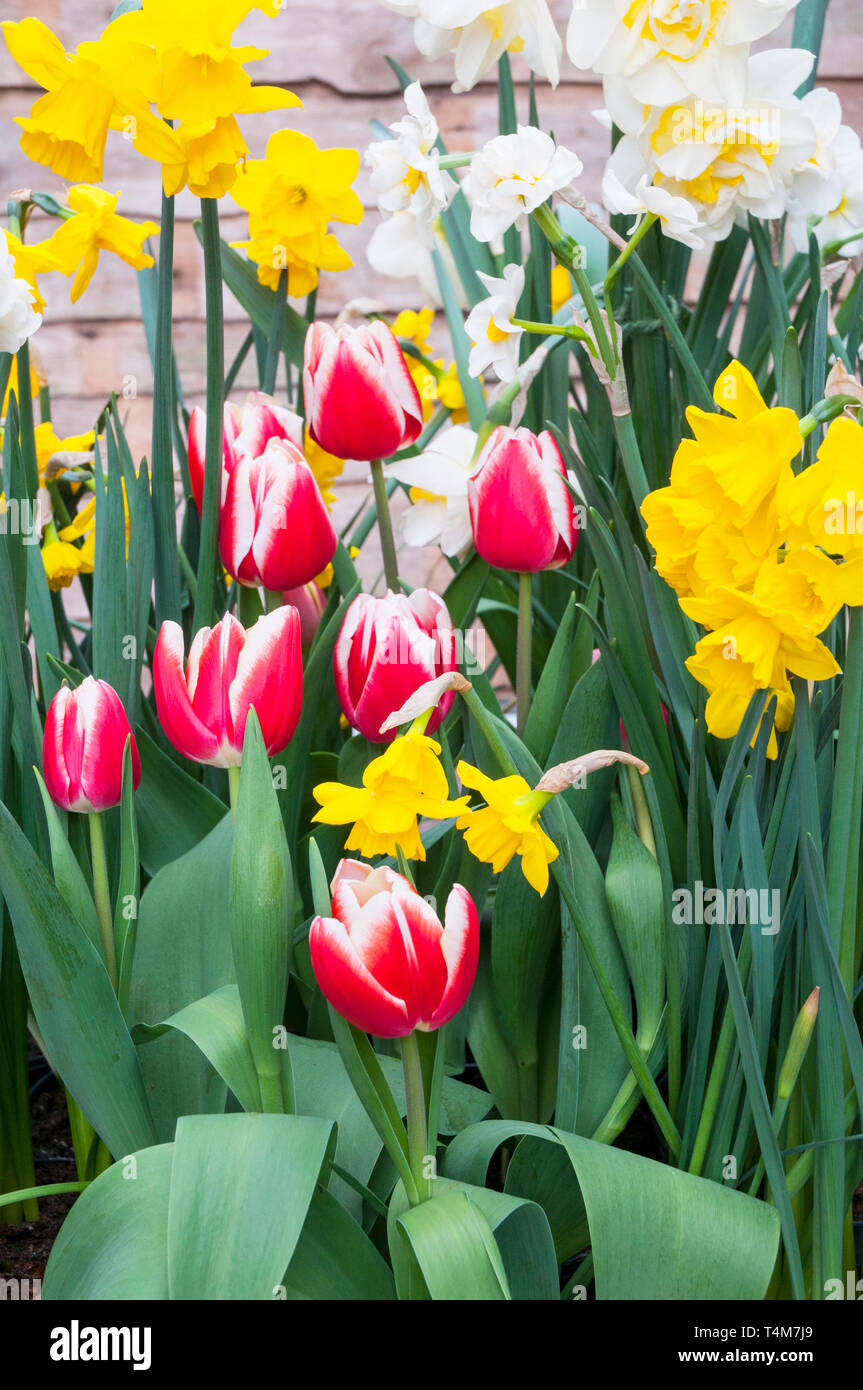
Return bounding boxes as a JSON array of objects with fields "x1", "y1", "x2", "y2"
[
  {"x1": 303, "y1": 320, "x2": 423, "y2": 461},
  {"x1": 468, "y1": 426, "x2": 577, "y2": 572},
  {"x1": 43, "y1": 677, "x2": 140, "y2": 813}
]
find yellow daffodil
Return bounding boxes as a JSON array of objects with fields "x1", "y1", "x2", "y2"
[
  {"x1": 230, "y1": 130, "x2": 362, "y2": 295},
  {"x1": 455, "y1": 761, "x2": 558, "y2": 896},
  {"x1": 312, "y1": 725, "x2": 468, "y2": 862},
  {"x1": 41, "y1": 523, "x2": 91, "y2": 590},
  {"x1": 33, "y1": 422, "x2": 95, "y2": 486},
  {"x1": 780, "y1": 417, "x2": 863, "y2": 558},
  {"x1": 1, "y1": 17, "x2": 184, "y2": 184},
  {"x1": 43, "y1": 187, "x2": 158, "y2": 303},
  {"x1": 3, "y1": 231, "x2": 61, "y2": 316},
  {"x1": 108, "y1": 0, "x2": 300, "y2": 197}
]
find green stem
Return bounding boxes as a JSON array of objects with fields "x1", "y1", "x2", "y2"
[
  {"x1": 227, "y1": 765, "x2": 241, "y2": 818},
  {"x1": 401, "y1": 1031, "x2": 431, "y2": 1204},
  {"x1": 193, "y1": 197, "x2": 225, "y2": 633},
  {"x1": 517, "y1": 571, "x2": 532, "y2": 738},
  {"x1": 262, "y1": 267, "x2": 287, "y2": 396},
  {"x1": 511, "y1": 318, "x2": 594, "y2": 348},
  {"x1": 257, "y1": 1068, "x2": 285, "y2": 1114},
  {"x1": 264, "y1": 588, "x2": 283, "y2": 613},
  {"x1": 0, "y1": 1181, "x2": 89, "y2": 1210},
  {"x1": 88, "y1": 811, "x2": 117, "y2": 990},
  {"x1": 370, "y1": 458, "x2": 400, "y2": 592},
  {"x1": 605, "y1": 214, "x2": 658, "y2": 295},
  {"x1": 237, "y1": 583, "x2": 263, "y2": 628},
  {"x1": 151, "y1": 187, "x2": 182, "y2": 626}
]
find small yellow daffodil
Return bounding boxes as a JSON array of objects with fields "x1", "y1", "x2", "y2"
[
  {"x1": 456, "y1": 761, "x2": 558, "y2": 896},
  {"x1": 44, "y1": 186, "x2": 158, "y2": 303}
]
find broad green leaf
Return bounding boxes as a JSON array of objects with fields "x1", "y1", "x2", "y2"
[
  {"x1": 0, "y1": 801, "x2": 156, "y2": 1159},
  {"x1": 166, "y1": 1113, "x2": 333, "y2": 1299}
]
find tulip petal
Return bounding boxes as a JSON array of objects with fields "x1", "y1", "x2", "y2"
[
  {"x1": 228, "y1": 606, "x2": 303, "y2": 758},
  {"x1": 309, "y1": 913, "x2": 411, "y2": 1037},
  {"x1": 42, "y1": 685, "x2": 75, "y2": 811},
  {"x1": 153, "y1": 621, "x2": 222, "y2": 766},
  {"x1": 424, "y1": 884, "x2": 480, "y2": 1029}
]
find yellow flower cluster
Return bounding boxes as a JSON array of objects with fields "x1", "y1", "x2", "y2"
[
  {"x1": 2, "y1": 2, "x2": 299, "y2": 198},
  {"x1": 230, "y1": 129, "x2": 363, "y2": 297},
  {"x1": 393, "y1": 309, "x2": 470, "y2": 424},
  {"x1": 642, "y1": 361, "x2": 863, "y2": 756}
]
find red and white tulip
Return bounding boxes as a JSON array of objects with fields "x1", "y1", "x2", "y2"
[
  {"x1": 42, "y1": 677, "x2": 140, "y2": 813},
  {"x1": 219, "y1": 437, "x2": 337, "y2": 591},
  {"x1": 468, "y1": 425, "x2": 577, "y2": 572},
  {"x1": 303, "y1": 320, "x2": 423, "y2": 461},
  {"x1": 333, "y1": 588, "x2": 458, "y2": 742},
  {"x1": 153, "y1": 608, "x2": 302, "y2": 768},
  {"x1": 309, "y1": 860, "x2": 479, "y2": 1037}
]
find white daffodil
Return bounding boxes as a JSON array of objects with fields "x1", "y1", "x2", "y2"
[
  {"x1": 602, "y1": 150, "x2": 705, "y2": 249},
  {"x1": 470, "y1": 126, "x2": 583, "y2": 244},
  {"x1": 604, "y1": 49, "x2": 818, "y2": 244},
  {"x1": 567, "y1": 0, "x2": 803, "y2": 107},
  {"x1": 378, "y1": 1, "x2": 562, "y2": 92},
  {"x1": 466, "y1": 265, "x2": 525, "y2": 382},
  {"x1": 787, "y1": 90, "x2": 863, "y2": 257},
  {"x1": 385, "y1": 423, "x2": 478, "y2": 556},
  {"x1": 365, "y1": 82, "x2": 458, "y2": 244},
  {"x1": 366, "y1": 209, "x2": 468, "y2": 309},
  {"x1": 0, "y1": 230, "x2": 41, "y2": 355}
]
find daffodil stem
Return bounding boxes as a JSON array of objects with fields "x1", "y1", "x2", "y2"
[
  {"x1": 605, "y1": 213, "x2": 658, "y2": 296},
  {"x1": 151, "y1": 187, "x2": 183, "y2": 627},
  {"x1": 517, "y1": 571, "x2": 532, "y2": 738},
  {"x1": 194, "y1": 196, "x2": 225, "y2": 634},
  {"x1": 263, "y1": 267, "x2": 287, "y2": 396},
  {"x1": 401, "y1": 1031, "x2": 431, "y2": 1204},
  {"x1": 227, "y1": 765, "x2": 241, "y2": 819},
  {"x1": 88, "y1": 811, "x2": 117, "y2": 991},
  {"x1": 371, "y1": 458, "x2": 400, "y2": 592}
]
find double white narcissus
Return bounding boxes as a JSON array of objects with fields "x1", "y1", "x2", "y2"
[
  {"x1": 365, "y1": 81, "x2": 457, "y2": 241},
  {"x1": 303, "y1": 320, "x2": 424, "y2": 462},
  {"x1": 153, "y1": 609, "x2": 303, "y2": 769},
  {"x1": 43, "y1": 676, "x2": 141, "y2": 813},
  {"x1": 469, "y1": 126, "x2": 583, "y2": 244},
  {"x1": 567, "y1": 0, "x2": 803, "y2": 107},
  {"x1": 333, "y1": 589, "x2": 458, "y2": 743},
  {"x1": 468, "y1": 426, "x2": 578, "y2": 572},
  {"x1": 376, "y1": 0, "x2": 562, "y2": 92},
  {"x1": 309, "y1": 860, "x2": 480, "y2": 1037},
  {"x1": 0, "y1": 228, "x2": 41, "y2": 354}
]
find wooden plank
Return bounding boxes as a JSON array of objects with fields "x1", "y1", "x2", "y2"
[{"x1": 1, "y1": 0, "x2": 860, "y2": 93}]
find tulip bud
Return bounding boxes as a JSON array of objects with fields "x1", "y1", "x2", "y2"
[
  {"x1": 153, "y1": 608, "x2": 302, "y2": 768},
  {"x1": 303, "y1": 320, "x2": 423, "y2": 461},
  {"x1": 333, "y1": 588, "x2": 458, "y2": 743},
  {"x1": 219, "y1": 437, "x2": 337, "y2": 591},
  {"x1": 43, "y1": 677, "x2": 140, "y2": 813},
  {"x1": 468, "y1": 425, "x2": 577, "y2": 572},
  {"x1": 309, "y1": 861, "x2": 479, "y2": 1037}
]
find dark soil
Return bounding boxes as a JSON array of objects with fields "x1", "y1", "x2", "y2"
[{"x1": 0, "y1": 1074, "x2": 79, "y2": 1289}]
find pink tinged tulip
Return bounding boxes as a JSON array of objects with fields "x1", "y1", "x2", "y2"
[
  {"x1": 303, "y1": 320, "x2": 424, "y2": 462},
  {"x1": 219, "y1": 437, "x2": 337, "y2": 591},
  {"x1": 283, "y1": 580, "x2": 327, "y2": 651},
  {"x1": 187, "y1": 393, "x2": 308, "y2": 514},
  {"x1": 309, "y1": 861, "x2": 479, "y2": 1037},
  {"x1": 467, "y1": 426, "x2": 577, "y2": 573},
  {"x1": 153, "y1": 608, "x2": 303, "y2": 768},
  {"x1": 43, "y1": 677, "x2": 141, "y2": 814},
  {"x1": 333, "y1": 588, "x2": 458, "y2": 743}
]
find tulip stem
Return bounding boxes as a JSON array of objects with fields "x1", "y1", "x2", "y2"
[
  {"x1": 88, "y1": 812, "x2": 117, "y2": 991},
  {"x1": 194, "y1": 196, "x2": 225, "y2": 634},
  {"x1": 370, "y1": 458, "x2": 400, "y2": 593},
  {"x1": 227, "y1": 765, "x2": 241, "y2": 818},
  {"x1": 401, "y1": 1031, "x2": 431, "y2": 1204},
  {"x1": 263, "y1": 588, "x2": 283, "y2": 613},
  {"x1": 516, "y1": 571, "x2": 532, "y2": 738}
]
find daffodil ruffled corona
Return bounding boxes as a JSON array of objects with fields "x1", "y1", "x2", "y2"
[
  {"x1": 312, "y1": 726, "x2": 469, "y2": 861},
  {"x1": 642, "y1": 360, "x2": 863, "y2": 756},
  {"x1": 230, "y1": 130, "x2": 363, "y2": 296},
  {"x1": 455, "y1": 761, "x2": 558, "y2": 896}
]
